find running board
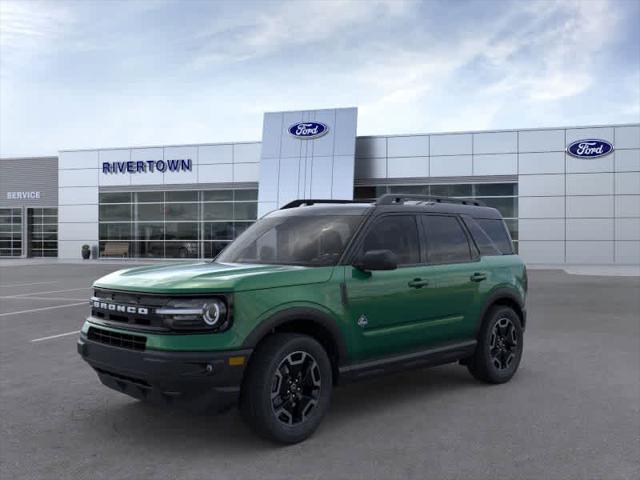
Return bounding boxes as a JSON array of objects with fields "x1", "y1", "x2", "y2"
[{"x1": 337, "y1": 340, "x2": 477, "y2": 384}]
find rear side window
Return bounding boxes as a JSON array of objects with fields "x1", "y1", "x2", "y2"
[
  {"x1": 422, "y1": 215, "x2": 472, "y2": 264},
  {"x1": 462, "y1": 216, "x2": 502, "y2": 256},
  {"x1": 475, "y1": 218, "x2": 514, "y2": 254},
  {"x1": 361, "y1": 215, "x2": 420, "y2": 265}
]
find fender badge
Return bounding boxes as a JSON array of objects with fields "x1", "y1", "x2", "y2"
[{"x1": 357, "y1": 314, "x2": 368, "y2": 328}]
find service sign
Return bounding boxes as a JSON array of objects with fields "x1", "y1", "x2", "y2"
[
  {"x1": 288, "y1": 122, "x2": 329, "y2": 139},
  {"x1": 6, "y1": 191, "x2": 40, "y2": 200},
  {"x1": 566, "y1": 139, "x2": 613, "y2": 159}
]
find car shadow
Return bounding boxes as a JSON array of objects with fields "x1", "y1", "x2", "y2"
[{"x1": 95, "y1": 364, "x2": 479, "y2": 451}]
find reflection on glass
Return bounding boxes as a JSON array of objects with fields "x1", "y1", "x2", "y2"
[
  {"x1": 203, "y1": 190, "x2": 233, "y2": 201},
  {"x1": 165, "y1": 203, "x2": 198, "y2": 221},
  {"x1": 166, "y1": 191, "x2": 198, "y2": 202},
  {"x1": 165, "y1": 222, "x2": 199, "y2": 240},
  {"x1": 99, "y1": 204, "x2": 131, "y2": 221},
  {"x1": 97, "y1": 188, "x2": 259, "y2": 258},
  {"x1": 135, "y1": 203, "x2": 164, "y2": 221},
  {"x1": 388, "y1": 185, "x2": 428, "y2": 195},
  {"x1": 136, "y1": 192, "x2": 163, "y2": 203},
  {"x1": 135, "y1": 223, "x2": 164, "y2": 241},
  {"x1": 234, "y1": 189, "x2": 258, "y2": 201},
  {"x1": 235, "y1": 203, "x2": 257, "y2": 220},
  {"x1": 99, "y1": 192, "x2": 132, "y2": 204},
  {"x1": 165, "y1": 241, "x2": 199, "y2": 258},
  {"x1": 203, "y1": 222, "x2": 234, "y2": 241},
  {"x1": 100, "y1": 223, "x2": 132, "y2": 240},
  {"x1": 203, "y1": 203, "x2": 233, "y2": 220}
]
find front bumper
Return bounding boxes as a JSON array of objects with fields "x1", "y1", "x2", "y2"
[{"x1": 77, "y1": 333, "x2": 251, "y2": 412}]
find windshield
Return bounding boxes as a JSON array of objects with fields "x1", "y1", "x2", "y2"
[{"x1": 216, "y1": 214, "x2": 363, "y2": 266}]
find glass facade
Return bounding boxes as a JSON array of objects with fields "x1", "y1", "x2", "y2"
[
  {"x1": 98, "y1": 189, "x2": 258, "y2": 259},
  {"x1": 27, "y1": 208, "x2": 58, "y2": 257},
  {"x1": 0, "y1": 208, "x2": 23, "y2": 257},
  {"x1": 354, "y1": 182, "x2": 518, "y2": 251}
]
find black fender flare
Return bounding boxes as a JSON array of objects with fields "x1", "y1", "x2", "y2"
[
  {"x1": 241, "y1": 307, "x2": 349, "y2": 363},
  {"x1": 476, "y1": 287, "x2": 526, "y2": 335}
]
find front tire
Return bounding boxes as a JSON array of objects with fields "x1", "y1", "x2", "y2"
[
  {"x1": 467, "y1": 306, "x2": 523, "y2": 384},
  {"x1": 240, "y1": 333, "x2": 332, "y2": 444}
]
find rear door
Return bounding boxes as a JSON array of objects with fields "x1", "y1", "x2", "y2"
[{"x1": 416, "y1": 214, "x2": 486, "y2": 343}]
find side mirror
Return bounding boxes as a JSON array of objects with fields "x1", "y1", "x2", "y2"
[{"x1": 354, "y1": 249, "x2": 398, "y2": 271}]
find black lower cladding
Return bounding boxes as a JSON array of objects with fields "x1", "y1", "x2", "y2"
[{"x1": 77, "y1": 333, "x2": 251, "y2": 412}]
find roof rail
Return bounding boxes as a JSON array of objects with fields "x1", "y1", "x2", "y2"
[
  {"x1": 280, "y1": 199, "x2": 366, "y2": 209},
  {"x1": 376, "y1": 194, "x2": 486, "y2": 207}
]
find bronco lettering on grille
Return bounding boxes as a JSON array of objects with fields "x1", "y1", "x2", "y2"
[{"x1": 92, "y1": 300, "x2": 149, "y2": 315}]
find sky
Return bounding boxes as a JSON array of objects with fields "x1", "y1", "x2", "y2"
[{"x1": 0, "y1": 0, "x2": 639, "y2": 157}]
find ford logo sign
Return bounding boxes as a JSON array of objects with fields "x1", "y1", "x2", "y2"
[
  {"x1": 567, "y1": 139, "x2": 614, "y2": 159},
  {"x1": 288, "y1": 122, "x2": 329, "y2": 139}
]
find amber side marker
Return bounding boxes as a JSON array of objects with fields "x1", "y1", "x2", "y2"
[{"x1": 228, "y1": 356, "x2": 245, "y2": 366}]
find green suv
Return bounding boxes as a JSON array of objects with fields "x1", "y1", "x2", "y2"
[{"x1": 78, "y1": 194, "x2": 527, "y2": 443}]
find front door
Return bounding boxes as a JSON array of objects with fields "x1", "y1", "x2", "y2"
[{"x1": 345, "y1": 214, "x2": 430, "y2": 360}]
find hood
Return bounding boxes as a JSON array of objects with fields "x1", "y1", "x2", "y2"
[{"x1": 93, "y1": 261, "x2": 335, "y2": 294}]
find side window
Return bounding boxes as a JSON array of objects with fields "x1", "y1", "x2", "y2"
[
  {"x1": 361, "y1": 215, "x2": 420, "y2": 265},
  {"x1": 475, "y1": 218, "x2": 514, "y2": 254},
  {"x1": 462, "y1": 216, "x2": 502, "y2": 256},
  {"x1": 422, "y1": 215, "x2": 472, "y2": 264}
]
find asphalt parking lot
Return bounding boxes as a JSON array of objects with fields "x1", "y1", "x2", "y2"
[{"x1": 0, "y1": 262, "x2": 638, "y2": 480}]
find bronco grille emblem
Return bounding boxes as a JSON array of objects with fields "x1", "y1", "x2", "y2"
[{"x1": 91, "y1": 299, "x2": 149, "y2": 315}]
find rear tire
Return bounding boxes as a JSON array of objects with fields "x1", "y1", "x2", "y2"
[
  {"x1": 467, "y1": 306, "x2": 523, "y2": 384},
  {"x1": 240, "y1": 333, "x2": 332, "y2": 444}
]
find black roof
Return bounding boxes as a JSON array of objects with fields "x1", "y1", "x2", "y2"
[{"x1": 271, "y1": 196, "x2": 503, "y2": 220}]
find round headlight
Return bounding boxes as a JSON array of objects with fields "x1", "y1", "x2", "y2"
[{"x1": 203, "y1": 301, "x2": 223, "y2": 326}]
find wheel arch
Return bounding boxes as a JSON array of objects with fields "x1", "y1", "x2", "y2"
[
  {"x1": 242, "y1": 307, "x2": 348, "y2": 383},
  {"x1": 477, "y1": 287, "x2": 526, "y2": 335}
]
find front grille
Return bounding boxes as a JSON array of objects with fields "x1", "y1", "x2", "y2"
[
  {"x1": 91, "y1": 288, "x2": 167, "y2": 330},
  {"x1": 88, "y1": 327, "x2": 146, "y2": 351}
]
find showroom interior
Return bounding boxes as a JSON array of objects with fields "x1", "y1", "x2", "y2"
[{"x1": 1, "y1": 107, "x2": 638, "y2": 265}]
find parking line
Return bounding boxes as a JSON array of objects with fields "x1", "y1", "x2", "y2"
[
  {"x1": 0, "y1": 296, "x2": 87, "y2": 301},
  {"x1": 8, "y1": 287, "x2": 89, "y2": 298},
  {"x1": 0, "y1": 281, "x2": 58, "y2": 288},
  {"x1": 0, "y1": 302, "x2": 88, "y2": 317},
  {"x1": 31, "y1": 330, "x2": 80, "y2": 343}
]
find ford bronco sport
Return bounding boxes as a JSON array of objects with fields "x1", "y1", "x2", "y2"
[{"x1": 78, "y1": 194, "x2": 527, "y2": 443}]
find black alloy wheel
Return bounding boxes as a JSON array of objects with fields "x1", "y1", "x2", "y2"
[
  {"x1": 466, "y1": 305, "x2": 523, "y2": 384},
  {"x1": 489, "y1": 317, "x2": 518, "y2": 371},
  {"x1": 270, "y1": 351, "x2": 322, "y2": 426},
  {"x1": 240, "y1": 333, "x2": 332, "y2": 444}
]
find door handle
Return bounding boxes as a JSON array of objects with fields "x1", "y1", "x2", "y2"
[
  {"x1": 408, "y1": 278, "x2": 429, "y2": 288},
  {"x1": 470, "y1": 272, "x2": 487, "y2": 282}
]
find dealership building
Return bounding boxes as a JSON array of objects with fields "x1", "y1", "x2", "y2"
[{"x1": 1, "y1": 107, "x2": 639, "y2": 264}]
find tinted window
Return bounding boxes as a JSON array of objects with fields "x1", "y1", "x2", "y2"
[
  {"x1": 361, "y1": 216, "x2": 420, "y2": 265},
  {"x1": 476, "y1": 218, "x2": 514, "y2": 254},
  {"x1": 462, "y1": 216, "x2": 501, "y2": 256},
  {"x1": 422, "y1": 215, "x2": 472, "y2": 264},
  {"x1": 217, "y1": 215, "x2": 362, "y2": 266}
]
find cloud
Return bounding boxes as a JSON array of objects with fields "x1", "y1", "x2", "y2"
[
  {"x1": 0, "y1": 0, "x2": 73, "y2": 67},
  {"x1": 190, "y1": 0, "x2": 409, "y2": 67},
  {"x1": 356, "y1": 0, "x2": 624, "y2": 133},
  {"x1": 0, "y1": 0, "x2": 637, "y2": 156}
]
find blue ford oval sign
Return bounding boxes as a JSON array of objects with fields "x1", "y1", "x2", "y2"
[
  {"x1": 288, "y1": 122, "x2": 329, "y2": 139},
  {"x1": 567, "y1": 139, "x2": 614, "y2": 159}
]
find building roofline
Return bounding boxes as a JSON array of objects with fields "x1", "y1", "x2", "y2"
[
  {"x1": 58, "y1": 140, "x2": 261, "y2": 154},
  {"x1": 0, "y1": 156, "x2": 58, "y2": 161},
  {"x1": 356, "y1": 122, "x2": 640, "y2": 139},
  {"x1": 263, "y1": 106, "x2": 358, "y2": 115},
  {"x1": 45, "y1": 121, "x2": 640, "y2": 154}
]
